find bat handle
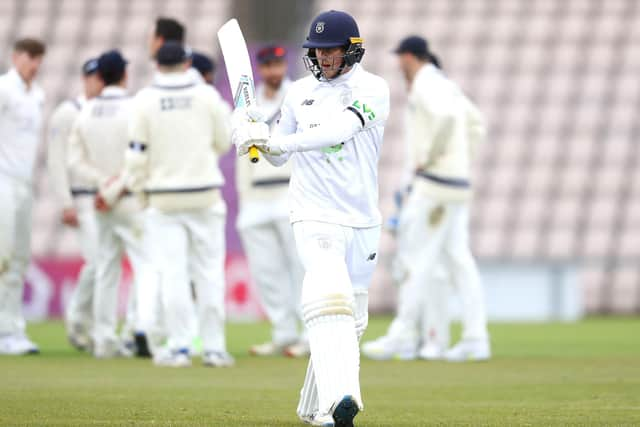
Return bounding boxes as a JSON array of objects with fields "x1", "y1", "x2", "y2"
[{"x1": 249, "y1": 146, "x2": 260, "y2": 163}]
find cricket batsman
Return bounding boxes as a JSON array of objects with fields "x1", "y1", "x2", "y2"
[
  {"x1": 365, "y1": 36, "x2": 490, "y2": 362},
  {"x1": 102, "y1": 42, "x2": 234, "y2": 367},
  {"x1": 233, "y1": 10, "x2": 389, "y2": 426},
  {"x1": 47, "y1": 58, "x2": 103, "y2": 351},
  {"x1": 236, "y1": 45, "x2": 307, "y2": 358},
  {"x1": 0, "y1": 39, "x2": 46, "y2": 355}
]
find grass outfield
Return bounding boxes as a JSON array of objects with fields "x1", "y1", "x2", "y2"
[{"x1": 1, "y1": 318, "x2": 639, "y2": 426}]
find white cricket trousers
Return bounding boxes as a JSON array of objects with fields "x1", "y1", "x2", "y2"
[
  {"x1": 239, "y1": 218, "x2": 304, "y2": 345},
  {"x1": 145, "y1": 205, "x2": 227, "y2": 354},
  {"x1": 93, "y1": 206, "x2": 151, "y2": 351},
  {"x1": 65, "y1": 196, "x2": 99, "y2": 330},
  {"x1": 396, "y1": 192, "x2": 488, "y2": 345},
  {"x1": 294, "y1": 220, "x2": 380, "y2": 417},
  {"x1": 0, "y1": 175, "x2": 32, "y2": 336}
]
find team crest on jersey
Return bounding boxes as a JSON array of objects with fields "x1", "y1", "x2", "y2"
[{"x1": 315, "y1": 22, "x2": 325, "y2": 33}]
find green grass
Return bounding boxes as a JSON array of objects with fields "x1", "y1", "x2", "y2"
[{"x1": 1, "y1": 318, "x2": 639, "y2": 426}]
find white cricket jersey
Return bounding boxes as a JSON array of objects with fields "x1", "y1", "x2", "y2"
[
  {"x1": 126, "y1": 70, "x2": 232, "y2": 212},
  {"x1": 236, "y1": 79, "x2": 292, "y2": 229},
  {"x1": 275, "y1": 64, "x2": 390, "y2": 228},
  {"x1": 47, "y1": 96, "x2": 86, "y2": 208},
  {"x1": 67, "y1": 86, "x2": 132, "y2": 188},
  {"x1": 0, "y1": 68, "x2": 45, "y2": 182},
  {"x1": 407, "y1": 64, "x2": 486, "y2": 202}
]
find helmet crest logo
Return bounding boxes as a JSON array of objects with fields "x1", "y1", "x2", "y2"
[{"x1": 315, "y1": 22, "x2": 325, "y2": 33}]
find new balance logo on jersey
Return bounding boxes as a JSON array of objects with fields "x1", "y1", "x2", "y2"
[{"x1": 301, "y1": 99, "x2": 315, "y2": 106}]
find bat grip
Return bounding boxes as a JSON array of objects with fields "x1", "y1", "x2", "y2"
[{"x1": 249, "y1": 146, "x2": 260, "y2": 163}]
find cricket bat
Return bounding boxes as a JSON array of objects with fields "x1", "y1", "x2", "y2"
[{"x1": 217, "y1": 18, "x2": 260, "y2": 163}]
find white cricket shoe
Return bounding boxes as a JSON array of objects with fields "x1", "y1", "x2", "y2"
[
  {"x1": 361, "y1": 334, "x2": 418, "y2": 360},
  {"x1": 93, "y1": 340, "x2": 134, "y2": 359},
  {"x1": 249, "y1": 341, "x2": 286, "y2": 356},
  {"x1": 418, "y1": 343, "x2": 446, "y2": 360},
  {"x1": 65, "y1": 322, "x2": 92, "y2": 352},
  {"x1": 445, "y1": 339, "x2": 491, "y2": 362},
  {"x1": 153, "y1": 349, "x2": 192, "y2": 367},
  {"x1": 202, "y1": 350, "x2": 235, "y2": 367},
  {"x1": 284, "y1": 341, "x2": 310, "y2": 358},
  {"x1": 300, "y1": 413, "x2": 335, "y2": 426},
  {"x1": 0, "y1": 334, "x2": 39, "y2": 355}
]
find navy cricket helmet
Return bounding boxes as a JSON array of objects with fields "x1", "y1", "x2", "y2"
[{"x1": 302, "y1": 10, "x2": 365, "y2": 80}]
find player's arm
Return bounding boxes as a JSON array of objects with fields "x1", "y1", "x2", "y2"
[
  {"x1": 265, "y1": 83, "x2": 390, "y2": 155},
  {"x1": 99, "y1": 97, "x2": 149, "y2": 207},
  {"x1": 67, "y1": 117, "x2": 109, "y2": 186},
  {"x1": 47, "y1": 105, "x2": 75, "y2": 210},
  {"x1": 211, "y1": 93, "x2": 233, "y2": 155},
  {"x1": 260, "y1": 92, "x2": 297, "y2": 167}
]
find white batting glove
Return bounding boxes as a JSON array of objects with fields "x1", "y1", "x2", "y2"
[
  {"x1": 254, "y1": 138, "x2": 288, "y2": 156},
  {"x1": 232, "y1": 121, "x2": 270, "y2": 156}
]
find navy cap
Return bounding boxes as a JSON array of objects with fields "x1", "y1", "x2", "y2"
[
  {"x1": 394, "y1": 35, "x2": 429, "y2": 57},
  {"x1": 256, "y1": 45, "x2": 287, "y2": 64},
  {"x1": 191, "y1": 51, "x2": 215, "y2": 74},
  {"x1": 303, "y1": 10, "x2": 360, "y2": 49},
  {"x1": 82, "y1": 58, "x2": 99, "y2": 76},
  {"x1": 157, "y1": 41, "x2": 190, "y2": 66},
  {"x1": 97, "y1": 50, "x2": 127, "y2": 79}
]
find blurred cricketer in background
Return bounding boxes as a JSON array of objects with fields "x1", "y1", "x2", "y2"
[
  {"x1": 233, "y1": 10, "x2": 389, "y2": 426},
  {"x1": 235, "y1": 45, "x2": 307, "y2": 358},
  {"x1": 365, "y1": 36, "x2": 490, "y2": 362},
  {"x1": 47, "y1": 58, "x2": 104, "y2": 352},
  {"x1": 0, "y1": 38, "x2": 46, "y2": 355},
  {"x1": 190, "y1": 51, "x2": 215, "y2": 85},
  {"x1": 102, "y1": 42, "x2": 233, "y2": 368},
  {"x1": 67, "y1": 50, "x2": 152, "y2": 358}
]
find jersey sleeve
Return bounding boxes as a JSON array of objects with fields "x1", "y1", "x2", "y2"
[
  {"x1": 67, "y1": 112, "x2": 108, "y2": 186},
  {"x1": 263, "y1": 90, "x2": 297, "y2": 166},
  {"x1": 210, "y1": 90, "x2": 232, "y2": 155},
  {"x1": 347, "y1": 79, "x2": 390, "y2": 130}
]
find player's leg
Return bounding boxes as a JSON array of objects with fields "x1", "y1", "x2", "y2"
[
  {"x1": 442, "y1": 202, "x2": 490, "y2": 361},
  {"x1": 65, "y1": 196, "x2": 99, "y2": 351},
  {"x1": 0, "y1": 180, "x2": 38, "y2": 355},
  {"x1": 240, "y1": 221, "x2": 298, "y2": 356},
  {"x1": 145, "y1": 208, "x2": 192, "y2": 367},
  {"x1": 117, "y1": 211, "x2": 156, "y2": 358},
  {"x1": 294, "y1": 220, "x2": 361, "y2": 424},
  {"x1": 362, "y1": 194, "x2": 447, "y2": 360},
  {"x1": 92, "y1": 213, "x2": 125, "y2": 358},
  {"x1": 186, "y1": 206, "x2": 233, "y2": 367},
  {"x1": 418, "y1": 264, "x2": 451, "y2": 360},
  {"x1": 275, "y1": 218, "x2": 308, "y2": 357}
]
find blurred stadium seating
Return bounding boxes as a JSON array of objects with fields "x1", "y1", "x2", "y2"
[{"x1": 1, "y1": 0, "x2": 638, "y2": 314}]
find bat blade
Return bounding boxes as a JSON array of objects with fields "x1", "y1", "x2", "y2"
[{"x1": 217, "y1": 18, "x2": 259, "y2": 162}]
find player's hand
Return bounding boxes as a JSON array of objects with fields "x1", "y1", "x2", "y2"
[
  {"x1": 232, "y1": 106, "x2": 264, "y2": 124},
  {"x1": 233, "y1": 122, "x2": 270, "y2": 156},
  {"x1": 61, "y1": 207, "x2": 79, "y2": 227},
  {"x1": 253, "y1": 140, "x2": 286, "y2": 156},
  {"x1": 98, "y1": 175, "x2": 126, "y2": 208},
  {"x1": 94, "y1": 194, "x2": 111, "y2": 212}
]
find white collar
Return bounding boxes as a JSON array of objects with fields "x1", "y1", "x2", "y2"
[
  {"x1": 99, "y1": 85, "x2": 127, "y2": 98},
  {"x1": 153, "y1": 71, "x2": 195, "y2": 89},
  {"x1": 319, "y1": 63, "x2": 361, "y2": 87}
]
